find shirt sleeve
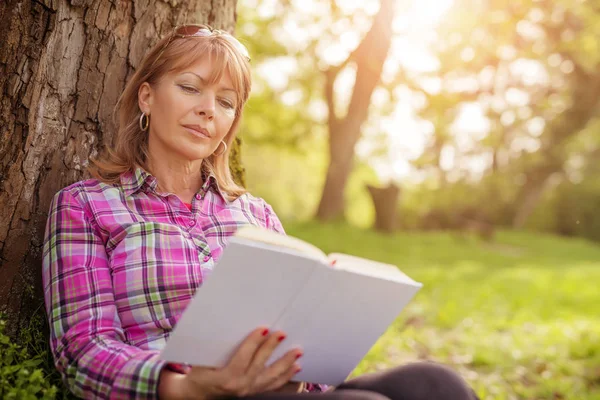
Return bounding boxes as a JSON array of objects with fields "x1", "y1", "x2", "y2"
[
  {"x1": 262, "y1": 200, "x2": 286, "y2": 234},
  {"x1": 42, "y1": 189, "x2": 167, "y2": 399},
  {"x1": 261, "y1": 200, "x2": 329, "y2": 393}
]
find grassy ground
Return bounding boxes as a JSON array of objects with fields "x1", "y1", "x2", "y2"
[{"x1": 285, "y1": 222, "x2": 600, "y2": 400}]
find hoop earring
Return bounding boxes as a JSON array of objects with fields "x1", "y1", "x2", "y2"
[
  {"x1": 139, "y1": 112, "x2": 149, "y2": 131},
  {"x1": 214, "y1": 140, "x2": 227, "y2": 156}
]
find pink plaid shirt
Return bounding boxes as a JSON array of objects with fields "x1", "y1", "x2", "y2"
[{"x1": 42, "y1": 167, "x2": 323, "y2": 399}]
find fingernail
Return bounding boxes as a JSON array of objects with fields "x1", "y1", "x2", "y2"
[
  {"x1": 261, "y1": 329, "x2": 269, "y2": 336},
  {"x1": 295, "y1": 367, "x2": 302, "y2": 374},
  {"x1": 277, "y1": 334, "x2": 286, "y2": 342},
  {"x1": 295, "y1": 352, "x2": 303, "y2": 359}
]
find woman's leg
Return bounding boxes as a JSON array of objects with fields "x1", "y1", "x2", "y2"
[
  {"x1": 239, "y1": 389, "x2": 390, "y2": 400},
  {"x1": 335, "y1": 362, "x2": 479, "y2": 400}
]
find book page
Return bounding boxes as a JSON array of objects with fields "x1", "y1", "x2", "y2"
[
  {"x1": 161, "y1": 240, "x2": 324, "y2": 369},
  {"x1": 268, "y1": 265, "x2": 422, "y2": 385},
  {"x1": 235, "y1": 225, "x2": 328, "y2": 262},
  {"x1": 328, "y1": 253, "x2": 416, "y2": 284}
]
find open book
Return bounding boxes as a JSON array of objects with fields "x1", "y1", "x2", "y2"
[{"x1": 160, "y1": 226, "x2": 422, "y2": 386}]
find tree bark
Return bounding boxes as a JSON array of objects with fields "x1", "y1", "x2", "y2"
[
  {"x1": 0, "y1": 0, "x2": 240, "y2": 337},
  {"x1": 315, "y1": 0, "x2": 394, "y2": 221}
]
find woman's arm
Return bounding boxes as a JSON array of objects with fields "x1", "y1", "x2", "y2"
[{"x1": 43, "y1": 189, "x2": 166, "y2": 399}]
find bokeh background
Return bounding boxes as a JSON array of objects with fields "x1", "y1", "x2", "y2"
[{"x1": 235, "y1": 1, "x2": 600, "y2": 399}]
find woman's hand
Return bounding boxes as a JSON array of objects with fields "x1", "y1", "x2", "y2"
[{"x1": 161, "y1": 327, "x2": 303, "y2": 400}]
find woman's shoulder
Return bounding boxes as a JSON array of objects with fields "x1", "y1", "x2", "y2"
[
  {"x1": 57, "y1": 178, "x2": 118, "y2": 196},
  {"x1": 51, "y1": 178, "x2": 121, "y2": 207},
  {"x1": 230, "y1": 191, "x2": 273, "y2": 213},
  {"x1": 229, "y1": 192, "x2": 283, "y2": 233}
]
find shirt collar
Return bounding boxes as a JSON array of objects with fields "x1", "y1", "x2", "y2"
[
  {"x1": 200, "y1": 171, "x2": 228, "y2": 202},
  {"x1": 120, "y1": 167, "x2": 154, "y2": 196},
  {"x1": 120, "y1": 166, "x2": 227, "y2": 202}
]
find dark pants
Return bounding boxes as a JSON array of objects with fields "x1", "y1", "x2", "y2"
[{"x1": 242, "y1": 362, "x2": 479, "y2": 400}]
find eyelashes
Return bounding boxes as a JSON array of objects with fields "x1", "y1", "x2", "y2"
[
  {"x1": 219, "y1": 99, "x2": 235, "y2": 109},
  {"x1": 177, "y1": 84, "x2": 236, "y2": 110},
  {"x1": 178, "y1": 84, "x2": 199, "y2": 94}
]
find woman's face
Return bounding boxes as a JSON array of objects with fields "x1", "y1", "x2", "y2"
[{"x1": 139, "y1": 57, "x2": 238, "y2": 163}]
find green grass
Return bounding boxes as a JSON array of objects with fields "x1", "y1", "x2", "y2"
[{"x1": 285, "y1": 222, "x2": 600, "y2": 400}]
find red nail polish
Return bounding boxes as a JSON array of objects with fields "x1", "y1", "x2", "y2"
[
  {"x1": 277, "y1": 334, "x2": 286, "y2": 342},
  {"x1": 295, "y1": 352, "x2": 303, "y2": 359},
  {"x1": 261, "y1": 329, "x2": 269, "y2": 336},
  {"x1": 295, "y1": 367, "x2": 302, "y2": 374}
]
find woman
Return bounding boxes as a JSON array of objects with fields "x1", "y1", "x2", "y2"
[{"x1": 42, "y1": 25, "x2": 478, "y2": 400}]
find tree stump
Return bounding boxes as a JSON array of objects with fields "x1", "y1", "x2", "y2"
[{"x1": 366, "y1": 183, "x2": 400, "y2": 233}]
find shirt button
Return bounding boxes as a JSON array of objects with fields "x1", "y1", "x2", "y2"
[
  {"x1": 203, "y1": 255, "x2": 210, "y2": 262},
  {"x1": 189, "y1": 220, "x2": 196, "y2": 227},
  {"x1": 195, "y1": 193, "x2": 202, "y2": 200}
]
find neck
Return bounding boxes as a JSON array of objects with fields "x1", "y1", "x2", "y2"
[{"x1": 147, "y1": 153, "x2": 204, "y2": 205}]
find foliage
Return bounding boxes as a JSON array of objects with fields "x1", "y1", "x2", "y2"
[
  {"x1": 391, "y1": 166, "x2": 600, "y2": 243},
  {"x1": 0, "y1": 313, "x2": 67, "y2": 399},
  {"x1": 286, "y1": 221, "x2": 600, "y2": 400},
  {"x1": 404, "y1": 0, "x2": 600, "y2": 229},
  {"x1": 529, "y1": 176, "x2": 600, "y2": 242},
  {"x1": 236, "y1": 3, "x2": 326, "y2": 150},
  {"x1": 236, "y1": 0, "x2": 600, "y2": 239}
]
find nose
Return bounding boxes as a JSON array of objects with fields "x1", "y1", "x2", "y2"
[{"x1": 196, "y1": 93, "x2": 215, "y2": 121}]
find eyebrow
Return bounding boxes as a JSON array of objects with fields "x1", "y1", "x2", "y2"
[{"x1": 181, "y1": 72, "x2": 236, "y2": 94}]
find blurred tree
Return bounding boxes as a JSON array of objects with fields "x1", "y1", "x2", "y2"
[
  {"x1": 0, "y1": 0, "x2": 241, "y2": 337},
  {"x1": 236, "y1": 0, "x2": 394, "y2": 223},
  {"x1": 315, "y1": 0, "x2": 394, "y2": 221}
]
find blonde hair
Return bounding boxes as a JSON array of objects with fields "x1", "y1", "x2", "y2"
[{"x1": 89, "y1": 29, "x2": 252, "y2": 201}]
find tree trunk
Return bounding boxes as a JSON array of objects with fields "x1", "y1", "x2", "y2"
[
  {"x1": 0, "y1": 0, "x2": 240, "y2": 337},
  {"x1": 315, "y1": 0, "x2": 394, "y2": 221},
  {"x1": 367, "y1": 183, "x2": 400, "y2": 233},
  {"x1": 316, "y1": 120, "x2": 358, "y2": 221}
]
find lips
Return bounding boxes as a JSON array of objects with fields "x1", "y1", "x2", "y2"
[{"x1": 183, "y1": 124, "x2": 211, "y2": 139}]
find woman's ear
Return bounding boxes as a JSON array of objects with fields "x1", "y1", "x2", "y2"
[{"x1": 138, "y1": 82, "x2": 153, "y2": 115}]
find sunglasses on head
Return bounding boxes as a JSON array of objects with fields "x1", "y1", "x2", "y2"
[{"x1": 150, "y1": 24, "x2": 251, "y2": 69}]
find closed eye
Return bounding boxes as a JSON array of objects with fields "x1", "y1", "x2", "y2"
[
  {"x1": 178, "y1": 84, "x2": 199, "y2": 94},
  {"x1": 219, "y1": 99, "x2": 235, "y2": 109}
]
